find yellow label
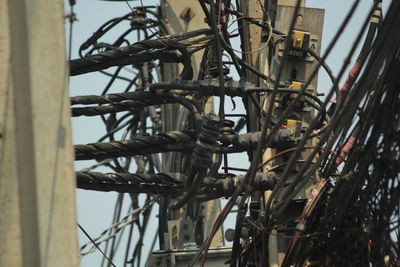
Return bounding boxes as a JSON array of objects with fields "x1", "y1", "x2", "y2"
[
  {"x1": 293, "y1": 30, "x2": 305, "y2": 48},
  {"x1": 287, "y1": 119, "x2": 297, "y2": 135},
  {"x1": 289, "y1": 81, "x2": 302, "y2": 99}
]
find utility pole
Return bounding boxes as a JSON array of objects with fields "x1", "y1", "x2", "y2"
[
  {"x1": 266, "y1": 1, "x2": 324, "y2": 266},
  {"x1": 148, "y1": 1, "x2": 228, "y2": 265},
  {"x1": 145, "y1": 0, "x2": 324, "y2": 265},
  {"x1": 240, "y1": 0, "x2": 324, "y2": 265},
  {"x1": 147, "y1": 0, "x2": 324, "y2": 266},
  {"x1": 0, "y1": 1, "x2": 79, "y2": 266},
  {"x1": 162, "y1": 0, "x2": 224, "y2": 248}
]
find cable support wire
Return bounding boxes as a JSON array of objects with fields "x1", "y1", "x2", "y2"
[
  {"x1": 70, "y1": 92, "x2": 203, "y2": 119},
  {"x1": 70, "y1": 81, "x2": 323, "y2": 120},
  {"x1": 76, "y1": 171, "x2": 184, "y2": 196},
  {"x1": 80, "y1": 198, "x2": 155, "y2": 256},
  {"x1": 78, "y1": 224, "x2": 117, "y2": 267},
  {"x1": 70, "y1": 28, "x2": 212, "y2": 76},
  {"x1": 76, "y1": 171, "x2": 278, "y2": 199},
  {"x1": 74, "y1": 128, "x2": 295, "y2": 161},
  {"x1": 70, "y1": 51, "x2": 181, "y2": 76}
]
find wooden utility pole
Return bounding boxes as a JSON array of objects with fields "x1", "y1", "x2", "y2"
[{"x1": 0, "y1": 1, "x2": 79, "y2": 266}]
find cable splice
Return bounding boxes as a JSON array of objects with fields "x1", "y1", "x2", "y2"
[
  {"x1": 217, "y1": 172, "x2": 278, "y2": 198},
  {"x1": 172, "y1": 113, "x2": 221, "y2": 210},
  {"x1": 149, "y1": 79, "x2": 251, "y2": 96},
  {"x1": 221, "y1": 128, "x2": 296, "y2": 152},
  {"x1": 191, "y1": 113, "x2": 221, "y2": 170}
]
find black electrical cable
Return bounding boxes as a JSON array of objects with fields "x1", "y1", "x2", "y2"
[
  {"x1": 103, "y1": 194, "x2": 124, "y2": 267},
  {"x1": 75, "y1": 128, "x2": 294, "y2": 161},
  {"x1": 210, "y1": 0, "x2": 226, "y2": 119},
  {"x1": 124, "y1": 74, "x2": 139, "y2": 92},
  {"x1": 327, "y1": 0, "x2": 382, "y2": 117},
  {"x1": 131, "y1": 197, "x2": 153, "y2": 267},
  {"x1": 234, "y1": 53, "x2": 277, "y2": 84},
  {"x1": 307, "y1": 48, "x2": 337, "y2": 85},
  {"x1": 263, "y1": 0, "x2": 364, "y2": 218},
  {"x1": 70, "y1": 1, "x2": 398, "y2": 266},
  {"x1": 70, "y1": 50, "x2": 182, "y2": 76},
  {"x1": 70, "y1": 94, "x2": 203, "y2": 121},
  {"x1": 79, "y1": 12, "x2": 132, "y2": 57},
  {"x1": 100, "y1": 70, "x2": 133, "y2": 83},
  {"x1": 271, "y1": 1, "x2": 395, "y2": 218},
  {"x1": 72, "y1": 28, "x2": 213, "y2": 76},
  {"x1": 78, "y1": 223, "x2": 117, "y2": 267},
  {"x1": 228, "y1": 3, "x2": 304, "y2": 265},
  {"x1": 358, "y1": 0, "x2": 382, "y2": 63},
  {"x1": 297, "y1": 13, "x2": 400, "y2": 264},
  {"x1": 149, "y1": 79, "x2": 321, "y2": 101}
]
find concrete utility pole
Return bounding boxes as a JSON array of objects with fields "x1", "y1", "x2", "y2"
[
  {"x1": 0, "y1": 1, "x2": 79, "y2": 266},
  {"x1": 240, "y1": 0, "x2": 323, "y2": 265},
  {"x1": 148, "y1": 1, "x2": 229, "y2": 265},
  {"x1": 161, "y1": 0, "x2": 224, "y2": 250},
  {"x1": 269, "y1": 1, "x2": 324, "y2": 266},
  {"x1": 148, "y1": 0, "x2": 324, "y2": 266}
]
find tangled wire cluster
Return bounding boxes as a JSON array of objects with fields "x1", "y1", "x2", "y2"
[{"x1": 69, "y1": 0, "x2": 399, "y2": 266}]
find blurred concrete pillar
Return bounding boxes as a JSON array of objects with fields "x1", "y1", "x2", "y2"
[
  {"x1": 0, "y1": 1, "x2": 79, "y2": 266},
  {"x1": 278, "y1": 0, "x2": 306, "y2": 6}
]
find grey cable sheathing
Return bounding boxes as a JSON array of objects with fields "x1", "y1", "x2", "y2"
[
  {"x1": 74, "y1": 129, "x2": 295, "y2": 161},
  {"x1": 71, "y1": 92, "x2": 201, "y2": 118},
  {"x1": 75, "y1": 131, "x2": 195, "y2": 160},
  {"x1": 76, "y1": 171, "x2": 184, "y2": 196},
  {"x1": 70, "y1": 51, "x2": 181, "y2": 76},
  {"x1": 70, "y1": 28, "x2": 212, "y2": 76},
  {"x1": 76, "y1": 171, "x2": 278, "y2": 198}
]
